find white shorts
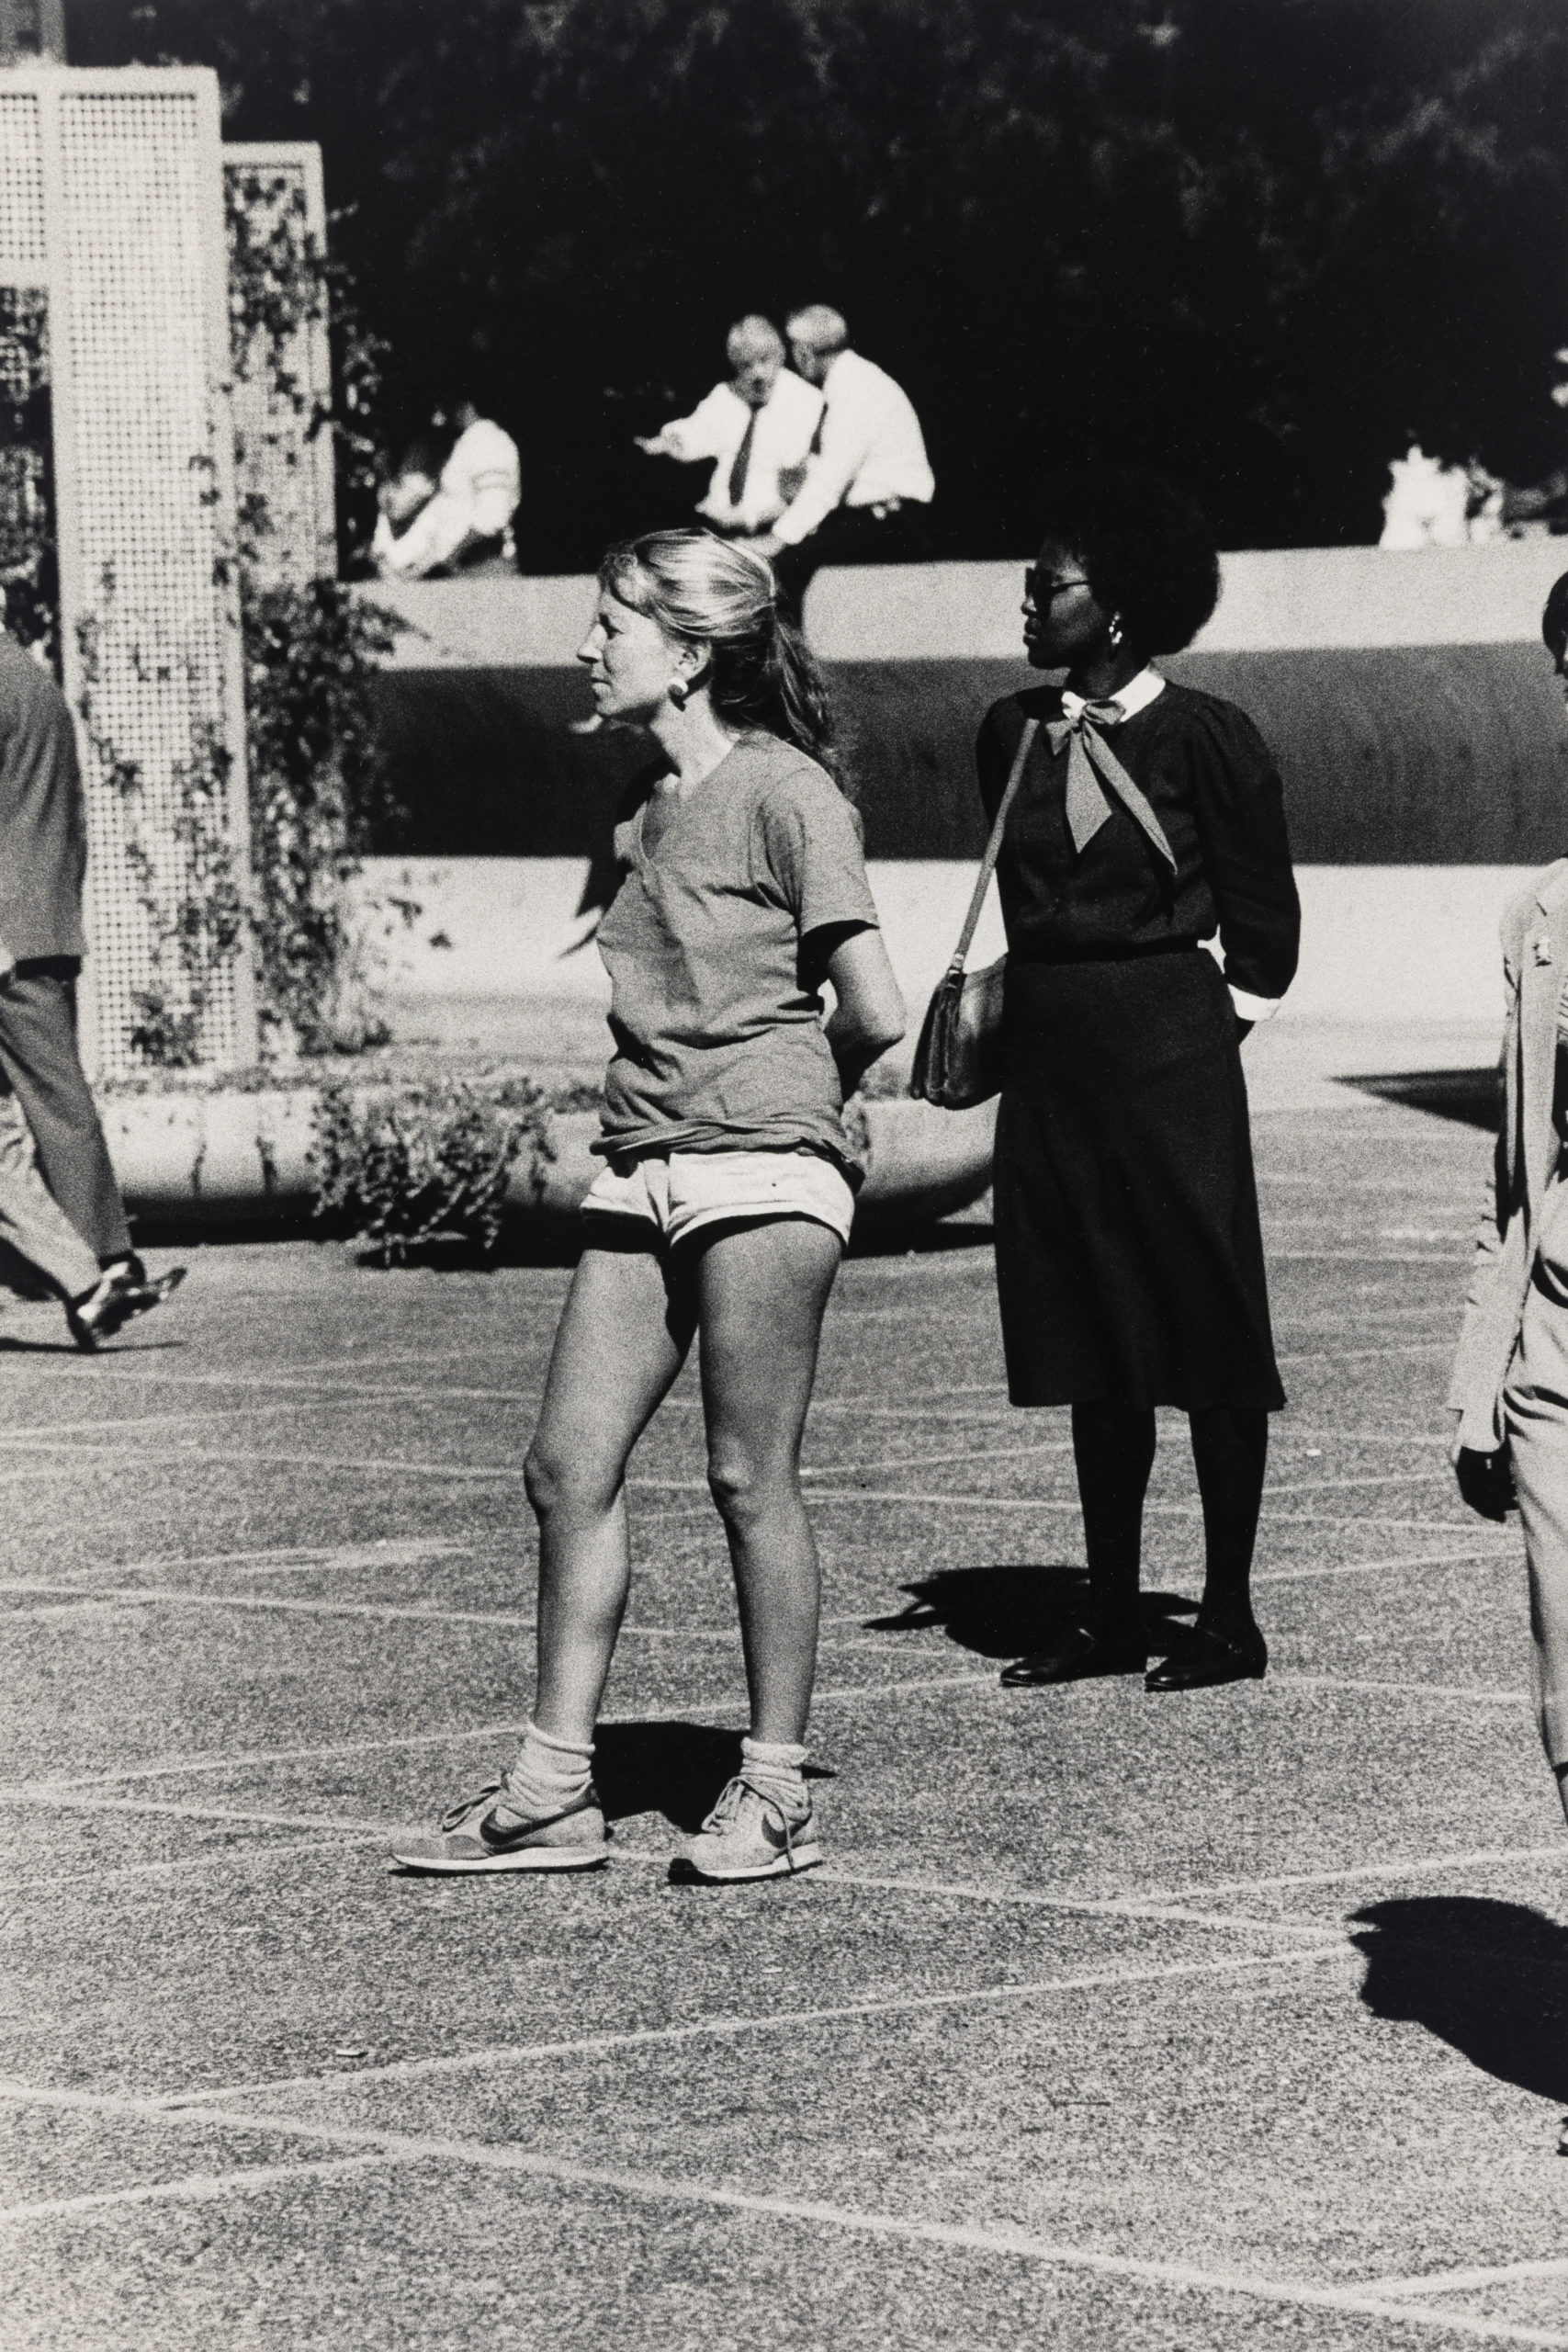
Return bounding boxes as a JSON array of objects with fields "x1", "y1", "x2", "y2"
[{"x1": 582, "y1": 1148, "x2": 855, "y2": 1250}]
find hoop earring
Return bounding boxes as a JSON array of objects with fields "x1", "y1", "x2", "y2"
[{"x1": 1108, "y1": 614, "x2": 1124, "y2": 649}]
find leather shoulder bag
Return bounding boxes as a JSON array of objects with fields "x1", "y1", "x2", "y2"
[{"x1": 909, "y1": 717, "x2": 1038, "y2": 1110}]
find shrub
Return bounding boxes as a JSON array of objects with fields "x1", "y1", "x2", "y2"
[{"x1": 310, "y1": 1075, "x2": 549, "y2": 1264}]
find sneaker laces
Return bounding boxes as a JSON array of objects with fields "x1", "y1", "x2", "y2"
[
  {"x1": 701, "y1": 1772, "x2": 807, "y2": 1856},
  {"x1": 439, "y1": 1781, "x2": 503, "y2": 1834}
]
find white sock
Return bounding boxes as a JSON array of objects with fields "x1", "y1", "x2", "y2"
[
  {"x1": 741, "y1": 1733, "x2": 809, "y2": 1816},
  {"x1": 500, "y1": 1719, "x2": 595, "y2": 1820}
]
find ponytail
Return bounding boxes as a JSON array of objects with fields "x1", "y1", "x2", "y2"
[{"x1": 599, "y1": 527, "x2": 847, "y2": 793}]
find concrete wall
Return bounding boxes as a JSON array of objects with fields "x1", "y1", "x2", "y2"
[{"x1": 356, "y1": 545, "x2": 1568, "y2": 1026}]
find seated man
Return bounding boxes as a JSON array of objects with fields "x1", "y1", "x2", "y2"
[
  {"x1": 373, "y1": 396, "x2": 520, "y2": 579},
  {"x1": 636, "y1": 316, "x2": 823, "y2": 539},
  {"x1": 756, "y1": 304, "x2": 935, "y2": 614}
]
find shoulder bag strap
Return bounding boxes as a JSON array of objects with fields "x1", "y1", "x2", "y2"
[{"x1": 946, "y1": 718, "x2": 1038, "y2": 974}]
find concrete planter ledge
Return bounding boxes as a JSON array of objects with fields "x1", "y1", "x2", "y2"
[{"x1": 99, "y1": 1090, "x2": 995, "y2": 1239}]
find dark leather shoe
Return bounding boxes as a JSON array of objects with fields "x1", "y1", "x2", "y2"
[
  {"x1": 1145, "y1": 1623, "x2": 1267, "y2": 1691},
  {"x1": 1000, "y1": 1626, "x2": 1148, "y2": 1686},
  {"x1": 67, "y1": 1261, "x2": 186, "y2": 1353}
]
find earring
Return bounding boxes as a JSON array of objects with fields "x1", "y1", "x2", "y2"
[
  {"x1": 669, "y1": 680, "x2": 687, "y2": 709},
  {"x1": 1108, "y1": 614, "x2": 1124, "y2": 649}
]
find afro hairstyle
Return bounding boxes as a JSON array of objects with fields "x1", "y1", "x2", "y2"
[{"x1": 1033, "y1": 470, "x2": 1222, "y2": 656}]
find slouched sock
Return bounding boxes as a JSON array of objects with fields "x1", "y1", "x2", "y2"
[
  {"x1": 740, "y1": 1733, "x2": 810, "y2": 1818},
  {"x1": 501, "y1": 1718, "x2": 595, "y2": 1821}
]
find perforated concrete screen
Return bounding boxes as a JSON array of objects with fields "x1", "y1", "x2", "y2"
[
  {"x1": 0, "y1": 66, "x2": 254, "y2": 1077},
  {"x1": 225, "y1": 141, "x2": 336, "y2": 591}
]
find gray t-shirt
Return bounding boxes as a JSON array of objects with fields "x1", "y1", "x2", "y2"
[{"x1": 595, "y1": 732, "x2": 881, "y2": 1166}]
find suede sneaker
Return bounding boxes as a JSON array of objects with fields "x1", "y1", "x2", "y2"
[
  {"x1": 679, "y1": 1773, "x2": 821, "y2": 1883},
  {"x1": 388, "y1": 1780, "x2": 608, "y2": 1875}
]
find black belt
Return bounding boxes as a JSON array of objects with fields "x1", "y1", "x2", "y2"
[{"x1": 1014, "y1": 937, "x2": 1199, "y2": 967}]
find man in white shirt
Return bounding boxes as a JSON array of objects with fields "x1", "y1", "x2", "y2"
[
  {"x1": 636, "y1": 317, "x2": 823, "y2": 537},
  {"x1": 373, "y1": 396, "x2": 521, "y2": 579},
  {"x1": 754, "y1": 305, "x2": 934, "y2": 612}
]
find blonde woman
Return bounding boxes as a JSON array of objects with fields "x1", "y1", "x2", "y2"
[{"x1": 393, "y1": 530, "x2": 904, "y2": 1883}]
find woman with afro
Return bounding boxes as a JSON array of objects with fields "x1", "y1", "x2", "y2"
[{"x1": 983, "y1": 471, "x2": 1300, "y2": 1693}]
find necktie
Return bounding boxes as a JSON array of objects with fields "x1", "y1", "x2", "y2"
[
  {"x1": 1045, "y1": 695, "x2": 1176, "y2": 872},
  {"x1": 728, "y1": 409, "x2": 758, "y2": 507}
]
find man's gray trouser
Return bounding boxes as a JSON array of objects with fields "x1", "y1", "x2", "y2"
[
  {"x1": 0, "y1": 958, "x2": 130, "y2": 1269},
  {"x1": 0, "y1": 1090, "x2": 100, "y2": 1299}
]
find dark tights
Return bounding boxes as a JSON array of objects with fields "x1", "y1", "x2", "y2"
[{"x1": 1070, "y1": 1400, "x2": 1269, "y2": 1643}]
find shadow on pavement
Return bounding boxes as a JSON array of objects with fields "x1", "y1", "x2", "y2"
[
  {"x1": 0, "y1": 1332, "x2": 186, "y2": 1356},
  {"x1": 1337, "y1": 1068, "x2": 1501, "y2": 1129},
  {"x1": 595, "y1": 1720, "x2": 837, "y2": 1833},
  {"x1": 1351, "y1": 1896, "x2": 1568, "y2": 2103},
  {"x1": 865, "y1": 1564, "x2": 1197, "y2": 1659}
]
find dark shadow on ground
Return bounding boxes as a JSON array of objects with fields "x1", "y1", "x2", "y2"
[
  {"x1": 1352, "y1": 1897, "x2": 1568, "y2": 2104},
  {"x1": 865, "y1": 1564, "x2": 1197, "y2": 1660},
  {"x1": 1338, "y1": 1068, "x2": 1501, "y2": 1129},
  {"x1": 593, "y1": 1721, "x2": 838, "y2": 1834},
  {"x1": 0, "y1": 1333, "x2": 186, "y2": 1357}
]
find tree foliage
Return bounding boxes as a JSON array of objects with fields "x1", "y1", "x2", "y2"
[{"x1": 73, "y1": 0, "x2": 1568, "y2": 552}]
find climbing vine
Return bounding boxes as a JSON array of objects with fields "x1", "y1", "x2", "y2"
[{"x1": 75, "y1": 591, "x2": 245, "y2": 1069}]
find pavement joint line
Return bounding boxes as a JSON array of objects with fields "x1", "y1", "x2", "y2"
[
  {"x1": 4, "y1": 2074, "x2": 1560, "y2": 2349},
  {"x1": 687, "y1": 1481, "x2": 1483, "y2": 1532},
  {"x1": 1367, "y1": 2258, "x2": 1568, "y2": 2298},
  {"x1": 0, "y1": 1670, "x2": 1002, "y2": 1802},
  {"x1": 0, "y1": 1406, "x2": 290, "y2": 1446},
  {"x1": 0, "y1": 1722, "x2": 539, "y2": 1797},
  {"x1": 801, "y1": 1440, "x2": 1070, "y2": 1477},
  {"x1": 1269, "y1": 1673, "x2": 1524, "y2": 1704},
  {"x1": 1267, "y1": 1250, "x2": 1467, "y2": 1264},
  {"x1": 0, "y1": 2149, "x2": 415, "y2": 2227},
  {"x1": 0, "y1": 1538, "x2": 470, "y2": 1589},
  {"x1": 807, "y1": 1867, "x2": 1340, "y2": 1942},
  {"x1": 8, "y1": 1349, "x2": 488, "y2": 1387},
  {"x1": 0, "y1": 1442, "x2": 528, "y2": 1482},
  {"x1": 0, "y1": 1833, "x2": 344, "y2": 1895},
  {"x1": 1254, "y1": 1548, "x2": 1506, "y2": 1585},
  {"x1": 149, "y1": 1939, "x2": 1351, "y2": 2110},
  {"x1": 0, "y1": 1577, "x2": 703, "y2": 1633},
  {"x1": 1159, "y1": 1839, "x2": 1568, "y2": 1902},
  {"x1": 0, "y1": 1575, "x2": 918, "y2": 1645},
  {"x1": 1277, "y1": 1341, "x2": 1453, "y2": 1365},
  {"x1": 1261, "y1": 1471, "x2": 1454, "y2": 1498}
]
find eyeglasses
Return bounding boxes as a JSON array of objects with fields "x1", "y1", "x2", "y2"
[{"x1": 1023, "y1": 569, "x2": 1090, "y2": 605}]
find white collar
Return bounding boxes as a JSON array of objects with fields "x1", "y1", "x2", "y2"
[{"x1": 1060, "y1": 668, "x2": 1165, "y2": 725}]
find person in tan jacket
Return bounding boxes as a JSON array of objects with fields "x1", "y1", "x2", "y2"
[{"x1": 1449, "y1": 570, "x2": 1568, "y2": 1826}]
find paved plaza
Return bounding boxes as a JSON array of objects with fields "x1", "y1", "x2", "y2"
[{"x1": 4, "y1": 1026, "x2": 1568, "y2": 2349}]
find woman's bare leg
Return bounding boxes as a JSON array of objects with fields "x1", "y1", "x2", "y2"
[
  {"x1": 694, "y1": 1216, "x2": 843, "y2": 1743},
  {"x1": 525, "y1": 1236, "x2": 696, "y2": 1743}
]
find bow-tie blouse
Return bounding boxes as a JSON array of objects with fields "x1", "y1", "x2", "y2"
[{"x1": 976, "y1": 681, "x2": 1300, "y2": 1002}]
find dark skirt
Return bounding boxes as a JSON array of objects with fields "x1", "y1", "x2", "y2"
[{"x1": 992, "y1": 950, "x2": 1285, "y2": 1412}]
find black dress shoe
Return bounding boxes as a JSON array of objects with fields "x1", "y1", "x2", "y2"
[
  {"x1": 67, "y1": 1261, "x2": 186, "y2": 1353},
  {"x1": 1145, "y1": 1622, "x2": 1268, "y2": 1691},
  {"x1": 1000, "y1": 1626, "x2": 1148, "y2": 1686}
]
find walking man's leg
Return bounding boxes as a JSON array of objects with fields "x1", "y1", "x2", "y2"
[
  {"x1": 0, "y1": 960, "x2": 130, "y2": 1261},
  {"x1": 0, "y1": 1085, "x2": 102, "y2": 1302},
  {"x1": 0, "y1": 959, "x2": 184, "y2": 1347}
]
